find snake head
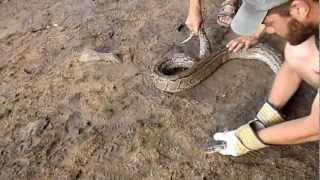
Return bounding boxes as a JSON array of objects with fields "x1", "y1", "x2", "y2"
[{"x1": 179, "y1": 27, "x2": 212, "y2": 59}]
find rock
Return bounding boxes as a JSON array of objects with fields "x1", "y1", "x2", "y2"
[{"x1": 79, "y1": 49, "x2": 121, "y2": 63}]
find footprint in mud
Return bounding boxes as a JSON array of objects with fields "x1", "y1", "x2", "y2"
[
  {"x1": 90, "y1": 160, "x2": 140, "y2": 180},
  {"x1": 0, "y1": 107, "x2": 12, "y2": 133},
  {"x1": 18, "y1": 119, "x2": 50, "y2": 139},
  {"x1": 87, "y1": 167, "x2": 140, "y2": 180},
  {"x1": 102, "y1": 118, "x2": 133, "y2": 135},
  {"x1": 65, "y1": 111, "x2": 82, "y2": 136},
  {"x1": 95, "y1": 142, "x2": 120, "y2": 161},
  {"x1": 7, "y1": 159, "x2": 30, "y2": 178},
  {"x1": 46, "y1": 140, "x2": 66, "y2": 166},
  {"x1": 15, "y1": 119, "x2": 50, "y2": 153},
  {"x1": 71, "y1": 135, "x2": 103, "y2": 166},
  {"x1": 51, "y1": 166, "x2": 81, "y2": 180},
  {"x1": 69, "y1": 93, "x2": 81, "y2": 111},
  {"x1": 94, "y1": 173, "x2": 128, "y2": 180}
]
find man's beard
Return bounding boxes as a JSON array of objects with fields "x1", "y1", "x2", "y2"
[{"x1": 286, "y1": 18, "x2": 317, "y2": 45}]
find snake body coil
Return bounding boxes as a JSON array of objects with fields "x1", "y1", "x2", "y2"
[{"x1": 152, "y1": 29, "x2": 282, "y2": 93}]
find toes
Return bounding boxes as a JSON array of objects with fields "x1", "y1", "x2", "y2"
[{"x1": 218, "y1": 16, "x2": 233, "y2": 26}]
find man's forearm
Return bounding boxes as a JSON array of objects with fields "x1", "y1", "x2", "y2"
[
  {"x1": 258, "y1": 93, "x2": 319, "y2": 145},
  {"x1": 290, "y1": 134, "x2": 320, "y2": 144},
  {"x1": 268, "y1": 62, "x2": 302, "y2": 109},
  {"x1": 258, "y1": 116, "x2": 319, "y2": 145},
  {"x1": 189, "y1": 0, "x2": 202, "y2": 15}
]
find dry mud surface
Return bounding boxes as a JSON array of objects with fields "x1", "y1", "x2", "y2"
[{"x1": 0, "y1": 0, "x2": 318, "y2": 179}]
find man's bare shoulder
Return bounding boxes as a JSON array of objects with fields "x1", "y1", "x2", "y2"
[{"x1": 285, "y1": 35, "x2": 317, "y2": 60}]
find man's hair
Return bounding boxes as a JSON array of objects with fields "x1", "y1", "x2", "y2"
[
  {"x1": 267, "y1": 1, "x2": 291, "y2": 17},
  {"x1": 267, "y1": 1, "x2": 318, "y2": 45},
  {"x1": 268, "y1": 0, "x2": 318, "y2": 16},
  {"x1": 287, "y1": 19, "x2": 317, "y2": 45}
]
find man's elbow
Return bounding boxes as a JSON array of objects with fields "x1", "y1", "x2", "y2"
[
  {"x1": 304, "y1": 114, "x2": 320, "y2": 137},
  {"x1": 308, "y1": 94, "x2": 320, "y2": 135}
]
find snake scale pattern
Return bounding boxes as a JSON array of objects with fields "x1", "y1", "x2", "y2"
[{"x1": 152, "y1": 29, "x2": 282, "y2": 93}]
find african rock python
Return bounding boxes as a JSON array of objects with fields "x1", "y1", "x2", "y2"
[{"x1": 152, "y1": 29, "x2": 282, "y2": 93}]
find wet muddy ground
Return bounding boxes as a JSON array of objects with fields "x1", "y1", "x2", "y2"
[{"x1": 0, "y1": 0, "x2": 318, "y2": 179}]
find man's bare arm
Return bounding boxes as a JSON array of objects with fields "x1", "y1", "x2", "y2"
[
  {"x1": 258, "y1": 93, "x2": 320, "y2": 145},
  {"x1": 186, "y1": 0, "x2": 203, "y2": 33}
]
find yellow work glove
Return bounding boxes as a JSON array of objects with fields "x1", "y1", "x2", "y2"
[
  {"x1": 213, "y1": 121, "x2": 267, "y2": 156},
  {"x1": 208, "y1": 102, "x2": 284, "y2": 156},
  {"x1": 252, "y1": 101, "x2": 284, "y2": 130}
]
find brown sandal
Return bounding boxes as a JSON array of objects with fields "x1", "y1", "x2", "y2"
[{"x1": 217, "y1": 0, "x2": 237, "y2": 27}]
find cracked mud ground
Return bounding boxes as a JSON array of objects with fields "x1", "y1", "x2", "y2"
[{"x1": 0, "y1": 0, "x2": 318, "y2": 179}]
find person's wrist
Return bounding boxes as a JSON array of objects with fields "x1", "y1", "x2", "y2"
[
  {"x1": 252, "y1": 34, "x2": 262, "y2": 41},
  {"x1": 254, "y1": 101, "x2": 285, "y2": 129},
  {"x1": 253, "y1": 25, "x2": 266, "y2": 39}
]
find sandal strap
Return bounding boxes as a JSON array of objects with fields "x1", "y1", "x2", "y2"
[
  {"x1": 217, "y1": 10, "x2": 235, "y2": 17},
  {"x1": 218, "y1": 2, "x2": 236, "y2": 15},
  {"x1": 221, "y1": 0, "x2": 237, "y2": 7},
  {"x1": 220, "y1": 4, "x2": 235, "y2": 12}
]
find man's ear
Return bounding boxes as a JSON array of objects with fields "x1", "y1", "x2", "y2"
[{"x1": 290, "y1": 0, "x2": 310, "y2": 22}]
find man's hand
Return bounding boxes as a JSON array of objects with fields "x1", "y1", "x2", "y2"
[
  {"x1": 186, "y1": 12, "x2": 203, "y2": 33},
  {"x1": 186, "y1": 0, "x2": 203, "y2": 33},
  {"x1": 226, "y1": 36, "x2": 259, "y2": 53},
  {"x1": 213, "y1": 131, "x2": 244, "y2": 156},
  {"x1": 211, "y1": 123, "x2": 268, "y2": 156},
  {"x1": 226, "y1": 24, "x2": 265, "y2": 52}
]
